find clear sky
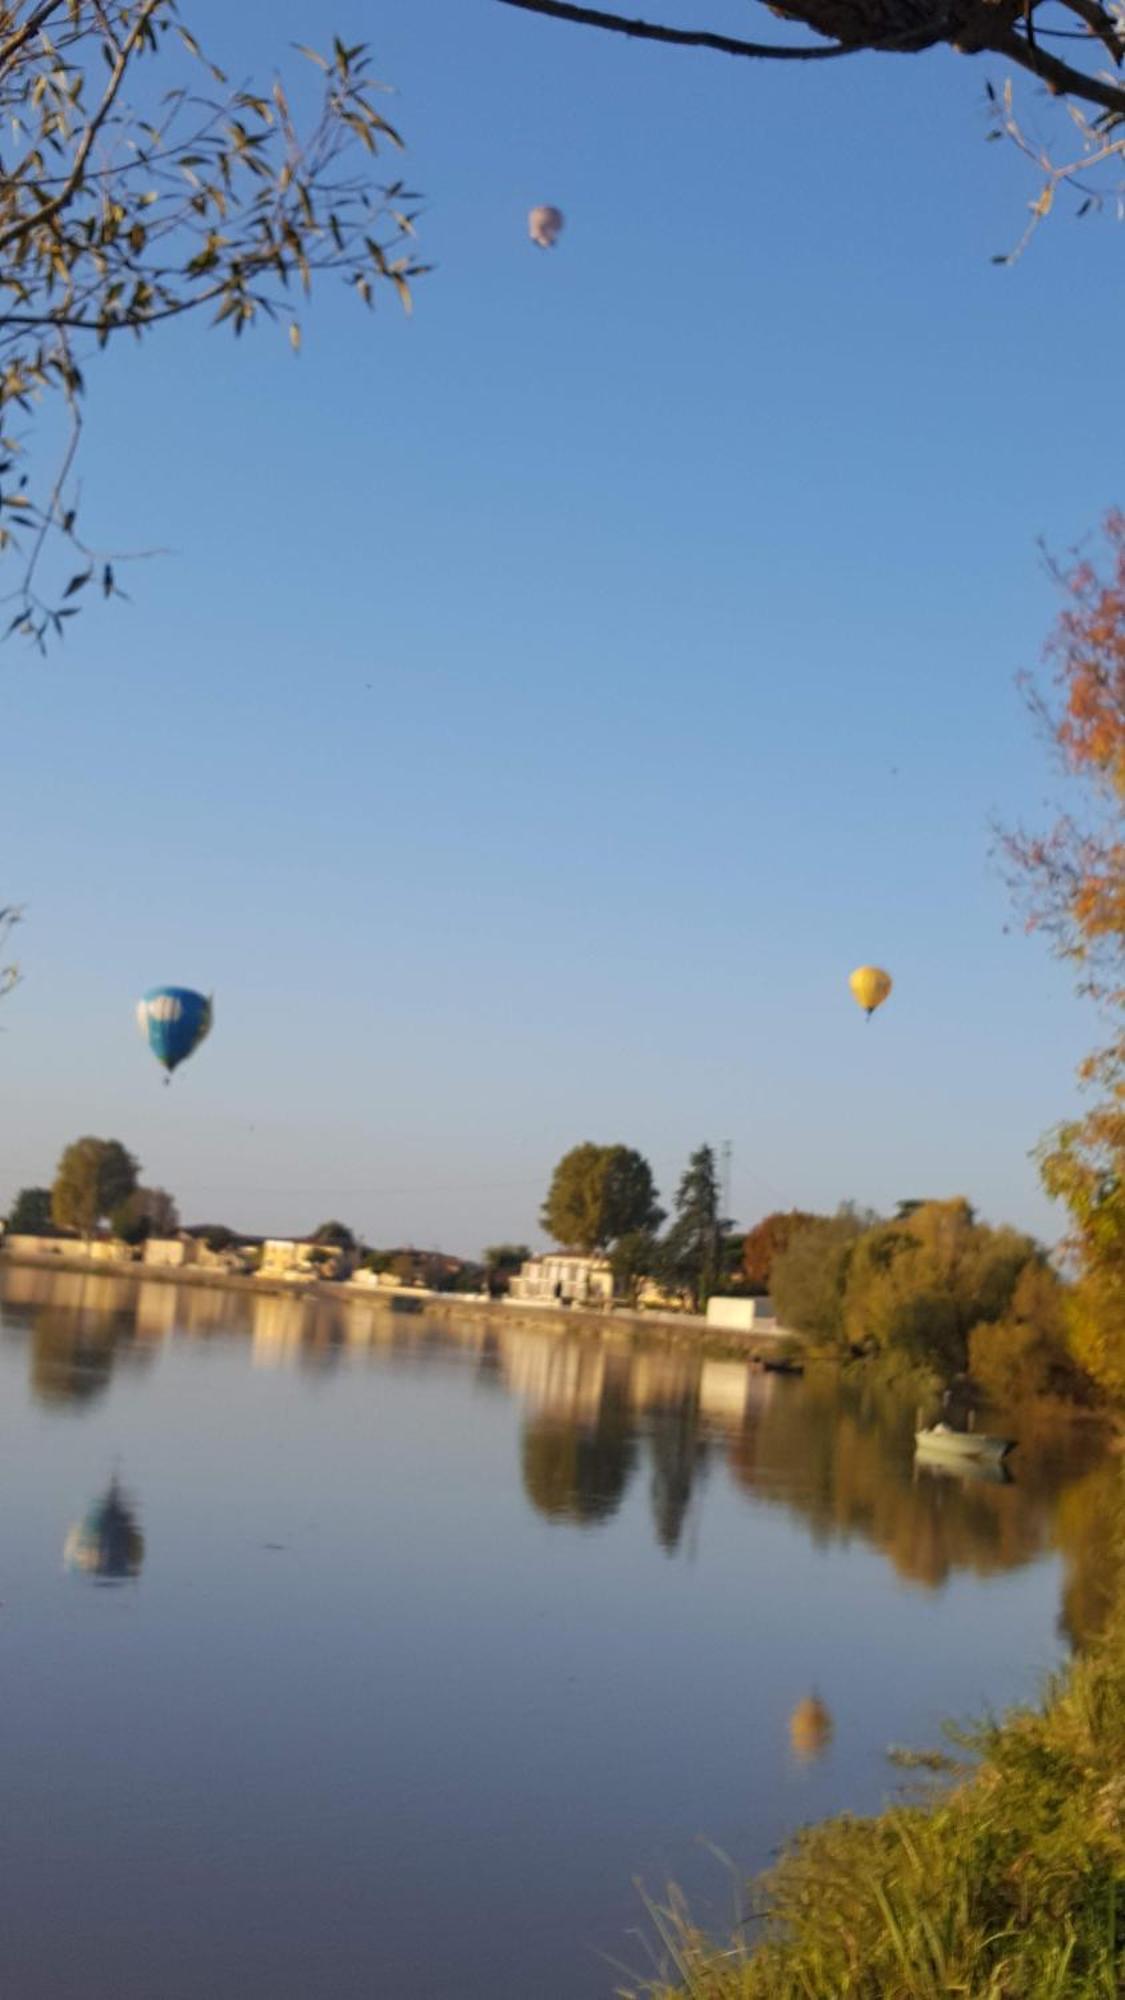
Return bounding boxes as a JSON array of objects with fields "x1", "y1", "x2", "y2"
[{"x1": 1, "y1": 0, "x2": 1120, "y2": 1253}]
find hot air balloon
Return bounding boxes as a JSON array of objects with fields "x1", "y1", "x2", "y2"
[
  {"x1": 849, "y1": 966, "x2": 892, "y2": 1020},
  {"x1": 528, "y1": 204, "x2": 564, "y2": 248},
  {"x1": 64, "y1": 1476, "x2": 145, "y2": 1582},
  {"x1": 136, "y1": 986, "x2": 212, "y2": 1079}
]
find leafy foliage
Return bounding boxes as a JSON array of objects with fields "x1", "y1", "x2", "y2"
[
  {"x1": 658, "y1": 1144, "x2": 726, "y2": 1311},
  {"x1": 610, "y1": 1226, "x2": 661, "y2": 1304},
  {"x1": 4, "y1": 1183, "x2": 53, "y2": 1232},
  {"x1": 110, "y1": 1182, "x2": 178, "y2": 1242},
  {"x1": 842, "y1": 1199, "x2": 1035, "y2": 1377},
  {"x1": 968, "y1": 1260, "x2": 1093, "y2": 1406},
  {"x1": 0, "y1": 4, "x2": 425, "y2": 647},
  {"x1": 51, "y1": 1134, "x2": 138, "y2": 1235},
  {"x1": 741, "y1": 1209, "x2": 818, "y2": 1291},
  {"x1": 770, "y1": 1206, "x2": 868, "y2": 1347},
  {"x1": 1003, "y1": 514, "x2": 1125, "y2": 1400},
  {"x1": 629, "y1": 1475, "x2": 1125, "y2": 1999},
  {"x1": 311, "y1": 1219, "x2": 355, "y2": 1249},
  {"x1": 540, "y1": 1142, "x2": 663, "y2": 1253}
]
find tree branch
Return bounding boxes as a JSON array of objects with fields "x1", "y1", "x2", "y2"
[
  {"x1": 0, "y1": 0, "x2": 164, "y2": 255},
  {"x1": 990, "y1": 20, "x2": 1125, "y2": 112},
  {"x1": 1054, "y1": 0, "x2": 1124, "y2": 62},
  {"x1": 0, "y1": 2, "x2": 70, "y2": 77},
  {"x1": 494, "y1": 0, "x2": 859, "y2": 61}
]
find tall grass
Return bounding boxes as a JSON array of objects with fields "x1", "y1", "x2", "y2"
[{"x1": 624, "y1": 1494, "x2": 1125, "y2": 1999}]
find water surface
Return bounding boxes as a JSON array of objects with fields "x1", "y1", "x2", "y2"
[{"x1": 0, "y1": 1267, "x2": 1113, "y2": 1998}]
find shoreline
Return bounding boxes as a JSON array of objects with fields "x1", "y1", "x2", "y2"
[{"x1": 0, "y1": 1251, "x2": 797, "y2": 1363}]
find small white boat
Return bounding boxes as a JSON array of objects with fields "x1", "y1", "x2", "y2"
[{"x1": 914, "y1": 1422, "x2": 1013, "y2": 1466}]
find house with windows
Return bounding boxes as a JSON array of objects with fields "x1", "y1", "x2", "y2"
[{"x1": 507, "y1": 1252, "x2": 613, "y2": 1307}]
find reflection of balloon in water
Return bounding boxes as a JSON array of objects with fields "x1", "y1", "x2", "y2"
[
  {"x1": 789, "y1": 1694, "x2": 834, "y2": 1762},
  {"x1": 528, "y1": 204, "x2": 564, "y2": 248},
  {"x1": 849, "y1": 965, "x2": 892, "y2": 1020},
  {"x1": 64, "y1": 1477, "x2": 144, "y2": 1582},
  {"x1": 136, "y1": 986, "x2": 212, "y2": 1076}
]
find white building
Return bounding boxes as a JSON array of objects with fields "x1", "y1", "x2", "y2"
[
  {"x1": 508, "y1": 1252, "x2": 613, "y2": 1307},
  {"x1": 704, "y1": 1295, "x2": 782, "y2": 1336}
]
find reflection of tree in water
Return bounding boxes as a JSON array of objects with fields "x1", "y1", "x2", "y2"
[
  {"x1": 30, "y1": 1302, "x2": 137, "y2": 1408},
  {"x1": 64, "y1": 1476, "x2": 145, "y2": 1582},
  {"x1": 648, "y1": 1395, "x2": 709, "y2": 1553},
  {"x1": 522, "y1": 1382, "x2": 637, "y2": 1526},
  {"x1": 727, "y1": 1374, "x2": 1114, "y2": 1602}
]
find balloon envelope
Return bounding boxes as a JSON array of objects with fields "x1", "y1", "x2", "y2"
[
  {"x1": 136, "y1": 986, "x2": 212, "y2": 1073},
  {"x1": 849, "y1": 966, "x2": 892, "y2": 1018},
  {"x1": 528, "y1": 204, "x2": 564, "y2": 248}
]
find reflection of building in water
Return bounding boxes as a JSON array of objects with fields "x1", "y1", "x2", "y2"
[
  {"x1": 134, "y1": 1280, "x2": 178, "y2": 1341},
  {"x1": 627, "y1": 1351, "x2": 697, "y2": 1415},
  {"x1": 251, "y1": 1292, "x2": 310, "y2": 1367},
  {"x1": 500, "y1": 1327, "x2": 611, "y2": 1423},
  {"x1": 508, "y1": 1253, "x2": 613, "y2": 1307},
  {"x1": 789, "y1": 1694, "x2": 833, "y2": 1763},
  {"x1": 699, "y1": 1359, "x2": 752, "y2": 1427},
  {"x1": 64, "y1": 1477, "x2": 145, "y2": 1582}
]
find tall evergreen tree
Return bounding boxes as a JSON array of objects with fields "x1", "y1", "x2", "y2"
[{"x1": 660, "y1": 1144, "x2": 726, "y2": 1310}]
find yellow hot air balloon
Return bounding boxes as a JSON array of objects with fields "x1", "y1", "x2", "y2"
[{"x1": 849, "y1": 965, "x2": 892, "y2": 1019}]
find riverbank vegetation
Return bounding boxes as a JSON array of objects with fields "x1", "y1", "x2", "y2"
[
  {"x1": 630, "y1": 1476, "x2": 1125, "y2": 1999},
  {"x1": 766, "y1": 1197, "x2": 1096, "y2": 1409},
  {"x1": 627, "y1": 519, "x2": 1125, "y2": 1999}
]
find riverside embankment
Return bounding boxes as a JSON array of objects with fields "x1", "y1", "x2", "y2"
[{"x1": 0, "y1": 1247, "x2": 795, "y2": 1361}]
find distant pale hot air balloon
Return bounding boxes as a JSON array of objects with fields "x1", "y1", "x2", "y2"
[
  {"x1": 528, "y1": 204, "x2": 564, "y2": 248},
  {"x1": 137, "y1": 986, "x2": 212, "y2": 1079},
  {"x1": 849, "y1": 966, "x2": 892, "y2": 1020}
]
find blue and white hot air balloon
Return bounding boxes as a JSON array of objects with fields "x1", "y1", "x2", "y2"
[{"x1": 136, "y1": 986, "x2": 212, "y2": 1079}]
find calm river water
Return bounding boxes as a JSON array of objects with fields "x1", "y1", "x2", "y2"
[{"x1": 0, "y1": 1266, "x2": 1115, "y2": 1999}]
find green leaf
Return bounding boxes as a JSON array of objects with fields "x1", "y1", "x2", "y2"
[{"x1": 62, "y1": 568, "x2": 92, "y2": 597}]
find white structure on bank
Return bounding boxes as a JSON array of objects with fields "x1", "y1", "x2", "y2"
[
  {"x1": 704, "y1": 1295, "x2": 782, "y2": 1336},
  {"x1": 508, "y1": 1252, "x2": 613, "y2": 1307}
]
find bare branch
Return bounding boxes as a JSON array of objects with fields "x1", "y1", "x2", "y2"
[
  {"x1": 494, "y1": 0, "x2": 860, "y2": 61},
  {"x1": 990, "y1": 20, "x2": 1125, "y2": 113}
]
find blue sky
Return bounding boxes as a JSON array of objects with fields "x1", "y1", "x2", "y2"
[{"x1": 1, "y1": 0, "x2": 1120, "y2": 1251}]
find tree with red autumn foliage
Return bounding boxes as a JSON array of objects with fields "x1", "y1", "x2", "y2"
[
  {"x1": 741, "y1": 1209, "x2": 819, "y2": 1292},
  {"x1": 1004, "y1": 511, "x2": 1125, "y2": 1398}
]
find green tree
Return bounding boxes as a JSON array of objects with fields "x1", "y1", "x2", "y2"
[
  {"x1": 968, "y1": 1260, "x2": 1092, "y2": 1406},
  {"x1": 51, "y1": 1136, "x2": 138, "y2": 1238},
  {"x1": 311, "y1": 1219, "x2": 355, "y2": 1250},
  {"x1": 659, "y1": 1144, "x2": 725, "y2": 1311},
  {"x1": 771, "y1": 1206, "x2": 869, "y2": 1346},
  {"x1": 842, "y1": 1199, "x2": 1037, "y2": 1377},
  {"x1": 497, "y1": 1, "x2": 1125, "y2": 254},
  {"x1": 540, "y1": 1142, "x2": 662, "y2": 1252},
  {"x1": 111, "y1": 1184, "x2": 178, "y2": 1244},
  {"x1": 0, "y1": 5, "x2": 424, "y2": 649},
  {"x1": 609, "y1": 1226, "x2": 660, "y2": 1304},
  {"x1": 483, "y1": 1242, "x2": 529, "y2": 1295},
  {"x1": 5, "y1": 1185, "x2": 54, "y2": 1233}
]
